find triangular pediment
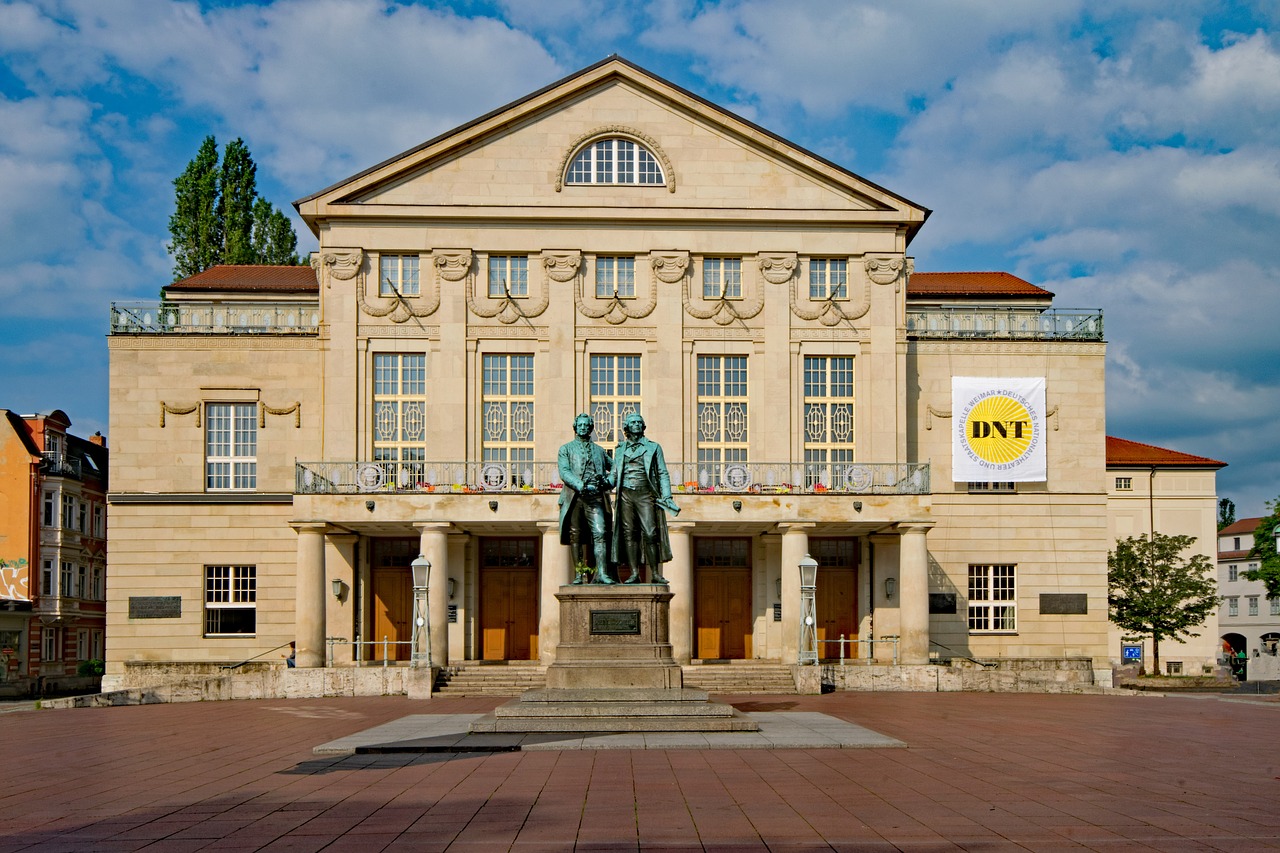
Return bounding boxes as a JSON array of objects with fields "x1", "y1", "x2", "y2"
[{"x1": 296, "y1": 57, "x2": 928, "y2": 235}]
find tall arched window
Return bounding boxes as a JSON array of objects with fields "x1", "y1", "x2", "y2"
[{"x1": 566, "y1": 137, "x2": 664, "y2": 186}]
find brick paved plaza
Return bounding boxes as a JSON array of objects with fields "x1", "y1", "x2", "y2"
[{"x1": 1, "y1": 692, "x2": 1277, "y2": 851}]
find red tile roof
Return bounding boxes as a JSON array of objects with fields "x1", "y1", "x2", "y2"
[
  {"x1": 1106, "y1": 436, "x2": 1226, "y2": 468},
  {"x1": 1219, "y1": 517, "x2": 1263, "y2": 537},
  {"x1": 165, "y1": 265, "x2": 318, "y2": 293},
  {"x1": 908, "y1": 272, "x2": 1052, "y2": 299}
]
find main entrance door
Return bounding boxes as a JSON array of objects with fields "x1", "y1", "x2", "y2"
[
  {"x1": 370, "y1": 538, "x2": 416, "y2": 662},
  {"x1": 479, "y1": 537, "x2": 539, "y2": 661},
  {"x1": 694, "y1": 537, "x2": 752, "y2": 660},
  {"x1": 812, "y1": 538, "x2": 859, "y2": 660}
]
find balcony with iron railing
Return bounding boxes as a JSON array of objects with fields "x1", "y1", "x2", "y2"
[
  {"x1": 41, "y1": 452, "x2": 82, "y2": 479},
  {"x1": 296, "y1": 460, "x2": 930, "y2": 496},
  {"x1": 906, "y1": 307, "x2": 1103, "y2": 340},
  {"x1": 109, "y1": 301, "x2": 320, "y2": 335}
]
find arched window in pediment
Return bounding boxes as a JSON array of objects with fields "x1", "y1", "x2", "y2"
[{"x1": 564, "y1": 135, "x2": 665, "y2": 187}]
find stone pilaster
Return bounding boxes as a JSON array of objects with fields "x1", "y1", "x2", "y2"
[{"x1": 291, "y1": 522, "x2": 327, "y2": 668}]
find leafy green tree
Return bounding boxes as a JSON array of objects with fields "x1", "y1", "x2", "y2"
[
  {"x1": 1244, "y1": 497, "x2": 1280, "y2": 598},
  {"x1": 218, "y1": 138, "x2": 258, "y2": 264},
  {"x1": 168, "y1": 136, "x2": 222, "y2": 280},
  {"x1": 1108, "y1": 532, "x2": 1218, "y2": 674},
  {"x1": 167, "y1": 136, "x2": 302, "y2": 280},
  {"x1": 1218, "y1": 498, "x2": 1236, "y2": 530}
]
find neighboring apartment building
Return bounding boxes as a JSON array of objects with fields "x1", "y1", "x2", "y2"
[
  {"x1": 0, "y1": 409, "x2": 108, "y2": 696},
  {"x1": 106, "y1": 57, "x2": 1120, "y2": 692},
  {"x1": 1105, "y1": 436, "x2": 1225, "y2": 676},
  {"x1": 1217, "y1": 516, "x2": 1280, "y2": 680}
]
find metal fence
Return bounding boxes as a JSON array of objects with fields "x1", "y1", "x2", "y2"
[
  {"x1": 296, "y1": 460, "x2": 930, "y2": 496},
  {"x1": 110, "y1": 301, "x2": 320, "y2": 335},
  {"x1": 906, "y1": 307, "x2": 1103, "y2": 340}
]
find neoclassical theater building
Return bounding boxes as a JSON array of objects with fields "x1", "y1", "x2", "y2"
[{"x1": 105, "y1": 57, "x2": 1164, "y2": 693}]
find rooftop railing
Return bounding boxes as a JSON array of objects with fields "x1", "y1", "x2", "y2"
[
  {"x1": 109, "y1": 301, "x2": 320, "y2": 335},
  {"x1": 906, "y1": 307, "x2": 1103, "y2": 340},
  {"x1": 41, "y1": 452, "x2": 82, "y2": 478},
  {"x1": 296, "y1": 460, "x2": 930, "y2": 496}
]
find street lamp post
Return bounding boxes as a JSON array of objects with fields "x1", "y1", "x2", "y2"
[
  {"x1": 798, "y1": 553, "x2": 818, "y2": 665},
  {"x1": 410, "y1": 555, "x2": 431, "y2": 668}
]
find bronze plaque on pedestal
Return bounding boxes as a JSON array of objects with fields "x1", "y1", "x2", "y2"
[{"x1": 590, "y1": 609, "x2": 641, "y2": 635}]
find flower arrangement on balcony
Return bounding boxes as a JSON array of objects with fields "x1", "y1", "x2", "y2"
[{"x1": 812, "y1": 483, "x2": 828, "y2": 493}]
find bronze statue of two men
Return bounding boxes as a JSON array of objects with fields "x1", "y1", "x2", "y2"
[{"x1": 557, "y1": 412, "x2": 679, "y2": 584}]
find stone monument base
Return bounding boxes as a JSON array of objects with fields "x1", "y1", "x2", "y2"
[{"x1": 469, "y1": 585, "x2": 759, "y2": 734}]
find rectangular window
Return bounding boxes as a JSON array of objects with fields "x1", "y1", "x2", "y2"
[
  {"x1": 697, "y1": 355, "x2": 749, "y2": 474},
  {"x1": 92, "y1": 566, "x2": 104, "y2": 601},
  {"x1": 41, "y1": 627, "x2": 61, "y2": 662},
  {"x1": 77, "y1": 565, "x2": 87, "y2": 599},
  {"x1": 41, "y1": 560, "x2": 54, "y2": 597},
  {"x1": 809, "y1": 258, "x2": 847, "y2": 300},
  {"x1": 1234, "y1": 537, "x2": 1241, "y2": 550},
  {"x1": 1248, "y1": 596, "x2": 1259, "y2": 616},
  {"x1": 968, "y1": 482, "x2": 1015, "y2": 492},
  {"x1": 1228, "y1": 596, "x2": 1238, "y2": 617},
  {"x1": 488, "y1": 255, "x2": 529, "y2": 298},
  {"x1": 78, "y1": 500, "x2": 87, "y2": 533},
  {"x1": 482, "y1": 355, "x2": 535, "y2": 476},
  {"x1": 1228, "y1": 566, "x2": 1238, "y2": 582},
  {"x1": 43, "y1": 491, "x2": 55, "y2": 527},
  {"x1": 1270, "y1": 596, "x2": 1279, "y2": 617},
  {"x1": 968, "y1": 564, "x2": 1016, "y2": 632},
  {"x1": 589, "y1": 355, "x2": 641, "y2": 445},
  {"x1": 1115, "y1": 477, "x2": 1132, "y2": 490},
  {"x1": 94, "y1": 505, "x2": 104, "y2": 538},
  {"x1": 379, "y1": 254, "x2": 420, "y2": 297},
  {"x1": 596, "y1": 257, "x2": 635, "y2": 298},
  {"x1": 803, "y1": 356, "x2": 854, "y2": 487},
  {"x1": 91, "y1": 630, "x2": 104, "y2": 660},
  {"x1": 60, "y1": 562, "x2": 72, "y2": 598},
  {"x1": 702, "y1": 258, "x2": 742, "y2": 299},
  {"x1": 77, "y1": 630, "x2": 89, "y2": 661},
  {"x1": 372, "y1": 353, "x2": 427, "y2": 479},
  {"x1": 1166, "y1": 661, "x2": 1182, "y2": 676},
  {"x1": 205, "y1": 565, "x2": 257, "y2": 636},
  {"x1": 206, "y1": 403, "x2": 257, "y2": 490},
  {"x1": 62, "y1": 494, "x2": 74, "y2": 529}
]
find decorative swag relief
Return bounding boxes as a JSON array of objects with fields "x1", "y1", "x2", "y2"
[
  {"x1": 159, "y1": 401, "x2": 301, "y2": 428},
  {"x1": 465, "y1": 250, "x2": 551, "y2": 324},
  {"x1": 311, "y1": 248, "x2": 363, "y2": 283},
  {"x1": 572, "y1": 252, "x2": 662, "y2": 325},
  {"x1": 683, "y1": 251, "x2": 764, "y2": 325}
]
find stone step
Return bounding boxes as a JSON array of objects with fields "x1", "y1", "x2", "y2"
[
  {"x1": 682, "y1": 663, "x2": 798, "y2": 694},
  {"x1": 470, "y1": 712, "x2": 760, "y2": 733}
]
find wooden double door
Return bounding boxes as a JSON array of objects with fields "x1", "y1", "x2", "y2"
[
  {"x1": 479, "y1": 537, "x2": 540, "y2": 661},
  {"x1": 370, "y1": 538, "x2": 416, "y2": 662},
  {"x1": 694, "y1": 538, "x2": 753, "y2": 660},
  {"x1": 813, "y1": 538, "x2": 859, "y2": 660}
]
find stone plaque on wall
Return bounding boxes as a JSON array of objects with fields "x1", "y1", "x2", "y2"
[
  {"x1": 589, "y1": 609, "x2": 641, "y2": 635},
  {"x1": 129, "y1": 596, "x2": 181, "y2": 619},
  {"x1": 929, "y1": 593, "x2": 957, "y2": 614},
  {"x1": 1039, "y1": 593, "x2": 1088, "y2": 615}
]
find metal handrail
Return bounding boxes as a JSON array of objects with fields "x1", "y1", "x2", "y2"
[
  {"x1": 818, "y1": 634, "x2": 900, "y2": 666},
  {"x1": 326, "y1": 636, "x2": 415, "y2": 667},
  {"x1": 221, "y1": 640, "x2": 294, "y2": 670}
]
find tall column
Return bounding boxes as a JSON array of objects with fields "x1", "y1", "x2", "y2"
[
  {"x1": 325, "y1": 533, "x2": 358, "y2": 666},
  {"x1": 416, "y1": 523, "x2": 451, "y2": 668},
  {"x1": 538, "y1": 522, "x2": 570, "y2": 665},
  {"x1": 666, "y1": 522, "x2": 695, "y2": 663},
  {"x1": 898, "y1": 522, "x2": 934, "y2": 665},
  {"x1": 291, "y1": 522, "x2": 327, "y2": 668},
  {"x1": 778, "y1": 523, "x2": 815, "y2": 664}
]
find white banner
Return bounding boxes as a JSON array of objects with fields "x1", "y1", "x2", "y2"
[{"x1": 952, "y1": 377, "x2": 1046, "y2": 482}]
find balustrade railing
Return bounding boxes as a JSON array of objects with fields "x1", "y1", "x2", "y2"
[
  {"x1": 906, "y1": 307, "x2": 1102, "y2": 340},
  {"x1": 109, "y1": 301, "x2": 320, "y2": 335},
  {"x1": 295, "y1": 460, "x2": 929, "y2": 496}
]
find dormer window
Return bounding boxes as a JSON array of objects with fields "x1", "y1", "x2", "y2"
[{"x1": 567, "y1": 138, "x2": 664, "y2": 186}]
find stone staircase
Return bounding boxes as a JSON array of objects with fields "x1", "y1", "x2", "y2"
[
  {"x1": 433, "y1": 661, "x2": 548, "y2": 697},
  {"x1": 681, "y1": 661, "x2": 798, "y2": 695}
]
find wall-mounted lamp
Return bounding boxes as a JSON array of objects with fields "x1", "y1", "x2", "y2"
[
  {"x1": 331, "y1": 578, "x2": 345, "y2": 600},
  {"x1": 732, "y1": 500, "x2": 743, "y2": 513},
  {"x1": 852, "y1": 501, "x2": 862, "y2": 512},
  {"x1": 365, "y1": 500, "x2": 375, "y2": 512},
  {"x1": 488, "y1": 500, "x2": 499, "y2": 512},
  {"x1": 448, "y1": 578, "x2": 456, "y2": 599},
  {"x1": 884, "y1": 576, "x2": 896, "y2": 600}
]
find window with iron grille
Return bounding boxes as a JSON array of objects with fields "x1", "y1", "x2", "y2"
[
  {"x1": 968, "y1": 482, "x2": 1015, "y2": 492},
  {"x1": 205, "y1": 565, "x2": 256, "y2": 636},
  {"x1": 589, "y1": 355, "x2": 641, "y2": 445},
  {"x1": 566, "y1": 138, "x2": 664, "y2": 185},
  {"x1": 703, "y1": 258, "x2": 742, "y2": 299},
  {"x1": 809, "y1": 258, "x2": 847, "y2": 300},
  {"x1": 488, "y1": 255, "x2": 529, "y2": 298},
  {"x1": 595, "y1": 256, "x2": 635, "y2": 298},
  {"x1": 206, "y1": 403, "x2": 257, "y2": 490},
  {"x1": 968, "y1": 564, "x2": 1016, "y2": 632},
  {"x1": 482, "y1": 355, "x2": 535, "y2": 472},
  {"x1": 373, "y1": 353, "x2": 427, "y2": 479},
  {"x1": 379, "y1": 254, "x2": 420, "y2": 297},
  {"x1": 697, "y1": 356, "x2": 748, "y2": 472},
  {"x1": 803, "y1": 356, "x2": 854, "y2": 487}
]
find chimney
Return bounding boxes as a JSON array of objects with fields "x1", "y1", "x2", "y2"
[{"x1": 89, "y1": 431, "x2": 107, "y2": 448}]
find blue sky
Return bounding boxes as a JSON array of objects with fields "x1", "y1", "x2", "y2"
[{"x1": 1, "y1": 0, "x2": 1277, "y2": 517}]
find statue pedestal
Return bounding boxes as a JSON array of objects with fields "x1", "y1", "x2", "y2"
[
  {"x1": 546, "y1": 584, "x2": 683, "y2": 690},
  {"x1": 470, "y1": 585, "x2": 758, "y2": 733}
]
